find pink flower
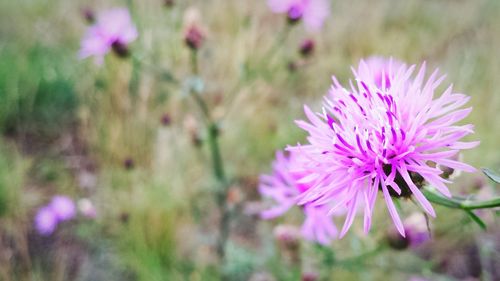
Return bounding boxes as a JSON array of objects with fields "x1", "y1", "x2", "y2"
[
  {"x1": 50, "y1": 196, "x2": 76, "y2": 221},
  {"x1": 79, "y1": 8, "x2": 138, "y2": 64},
  {"x1": 290, "y1": 59, "x2": 478, "y2": 238},
  {"x1": 35, "y1": 207, "x2": 57, "y2": 235},
  {"x1": 259, "y1": 151, "x2": 338, "y2": 245},
  {"x1": 267, "y1": 0, "x2": 330, "y2": 32},
  {"x1": 34, "y1": 195, "x2": 76, "y2": 236}
]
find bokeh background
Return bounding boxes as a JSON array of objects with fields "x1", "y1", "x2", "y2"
[{"x1": 0, "y1": 0, "x2": 499, "y2": 280}]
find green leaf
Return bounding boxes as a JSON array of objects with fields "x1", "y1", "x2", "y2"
[
  {"x1": 464, "y1": 209, "x2": 486, "y2": 230},
  {"x1": 482, "y1": 168, "x2": 500, "y2": 184}
]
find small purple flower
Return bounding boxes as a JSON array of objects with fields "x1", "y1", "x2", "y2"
[
  {"x1": 79, "y1": 8, "x2": 138, "y2": 64},
  {"x1": 404, "y1": 213, "x2": 431, "y2": 247},
  {"x1": 267, "y1": 0, "x2": 330, "y2": 32},
  {"x1": 289, "y1": 59, "x2": 478, "y2": 238},
  {"x1": 259, "y1": 151, "x2": 338, "y2": 245},
  {"x1": 35, "y1": 207, "x2": 58, "y2": 235},
  {"x1": 50, "y1": 196, "x2": 76, "y2": 221}
]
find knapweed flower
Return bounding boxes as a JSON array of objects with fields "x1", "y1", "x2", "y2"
[
  {"x1": 35, "y1": 206, "x2": 58, "y2": 235},
  {"x1": 290, "y1": 58, "x2": 478, "y2": 238},
  {"x1": 50, "y1": 196, "x2": 76, "y2": 221},
  {"x1": 259, "y1": 151, "x2": 338, "y2": 245},
  {"x1": 34, "y1": 195, "x2": 76, "y2": 235},
  {"x1": 267, "y1": 0, "x2": 330, "y2": 32},
  {"x1": 79, "y1": 8, "x2": 138, "y2": 64}
]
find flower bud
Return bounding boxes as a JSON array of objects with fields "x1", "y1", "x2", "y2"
[
  {"x1": 111, "y1": 40, "x2": 130, "y2": 58},
  {"x1": 82, "y1": 8, "x2": 95, "y2": 23},
  {"x1": 301, "y1": 272, "x2": 319, "y2": 281},
  {"x1": 160, "y1": 113, "x2": 171, "y2": 126},
  {"x1": 299, "y1": 39, "x2": 315, "y2": 57},
  {"x1": 287, "y1": 5, "x2": 303, "y2": 25},
  {"x1": 274, "y1": 224, "x2": 301, "y2": 251},
  {"x1": 164, "y1": 0, "x2": 174, "y2": 8},
  {"x1": 123, "y1": 157, "x2": 135, "y2": 170},
  {"x1": 183, "y1": 8, "x2": 205, "y2": 51},
  {"x1": 184, "y1": 25, "x2": 204, "y2": 51},
  {"x1": 386, "y1": 227, "x2": 410, "y2": 250},
  {"x1": 78, "y1": 198, "x2": 97, "y2": 218}
]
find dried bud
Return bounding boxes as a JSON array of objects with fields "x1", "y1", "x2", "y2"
[
  {"x1": 302, "y1": 272, "x2": 319, "y2": 281},
  {"x1": 287, "y1": 5, "x2": 303, "y2": 25},
  {"x1": 82, "y1": 8, "x2": 95, "y2": 23},
  {"x1": 123, "y1": 158, "x2": 134, "y2": 170},
  {"x1": 164, "y1": 0, "x2": 174, "y2": 8},
  {"x1": 183, "y1": 8, "x2": 205, "y2": 51},
  {"x1": 274, "y1": 224, "x2": 301, "y2": 250},
  {"x1": 119, "y1": 212, "x2": 130, "y2": 224},
  {"x1": 288, "y1": 61, "x2": 298, "y2": 72},
  {"x1": 111, "y1": 41, "x2": 130, "y2": 58},
  {"x1": 299, "y1": 39, "x2": 315, "y2": 57},
  {"x1": 184, "y1": 25, "x2": 204, "y2": 50},
  {"x1": 160, "y1": 113, "x2": 171, "y2": 126},
  {"x1": 386, "y1": 227, "x2": 410, "y2": 250}
]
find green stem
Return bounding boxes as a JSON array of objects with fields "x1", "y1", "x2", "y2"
[
  {"x1": 334, "y1": 244, "x2": 386, "y2": 267},
  {"x1": 423, "y1": 188, "x2": 500, "y2": 210},
  {"x1": 188, "y1": 48, "x2": 230, "y2": 266}
]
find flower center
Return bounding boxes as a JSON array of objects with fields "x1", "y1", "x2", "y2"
[{"x1": 379, "y1": 164, "x2": 424, "y2": 198}]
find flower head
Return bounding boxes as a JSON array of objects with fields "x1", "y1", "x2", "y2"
[
  {"x1": 267, "y1": 0, "x2": 330, "y2": 32},
  {"x1": 50, "y1": 196, "x2": 76, "y2": 221},
  {"x1": 259, "y1": 151, "x2": 338, "y2": 245},
  {"x1": 35, "y1": 207, "x2": 58, "y2": 235},
  {"x1": 291, "y1": 58, "x2": 478, "y2": 238},
  {"x1": 79, "y1": 8, "x2": 138, "y2": 64}
]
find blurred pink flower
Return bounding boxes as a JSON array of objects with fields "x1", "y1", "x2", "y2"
[
  {"x1": 50, "y1": 196, "x2": 76, "y2": 221},
  {"x1": 290, "y1": 60, "x2": 478, "y2": 238},
  {"x1": 404, "y1": 213, "x2": 431, "y2": 247},
  {"x1": 78, "y1": 198, "x2": 97, "y2": 218},
  {"x1": 35, "y1": 207, "x2": 58, "y2": 235},
  {"x1": 259, "y1": 151, "x2": 338, "y2": 245},
  {"x1": 79, "y1": 8, "x2": 138, "y2": 64},
  {"x1": 267, "y1": 0, "x2": 330, "y2": 32}
]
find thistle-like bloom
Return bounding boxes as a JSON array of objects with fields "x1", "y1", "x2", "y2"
[
  {"x1": 50, "y1": 196, "x2": 76, "y2": 221},
  {"x1": 35, "y1": 207, "x2": 57, "y2": 235},
  {"x1": 79, "y1": 8, "x2": 138, "y2": 64},
  {"x1": 267, "y1": 0, "x2": 330, "y2": 32},
  {"x1": 34, "y1": 196, "x2": 76, "y2": 235},
  {"x1": 291, "y1": 59, "x2": 478, "y2": 238},
  {"x1": 259, "y1": 151, "x2": 338, "y2": 245}
]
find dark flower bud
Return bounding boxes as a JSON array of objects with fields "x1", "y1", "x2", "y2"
[
  {"x1": 299, "y1": 39, "x2": 315, "y2": 57},
  {"x1": 184, "y1": 25, "x2": 204, "y2": 51},
  {"x1": 123, "y1": 157, "x2": 134, "y2": 170},
  {"x1": 386, "y1": 227, "x2": 410, "y2": 250},
  {"x1": 287, "y1": 5, "x2": 303, "y2": 25},
  {"x1": 119, "y1": 212, "x2": 130, "y2": 224},
  {"x1": 288, "y1": 61, "x2": 298, "y2": 72},
  {"x1": 301, "y1": 272, "x2": 319, "y2": 281},
  {"x1": 160, "y1": 113, "x2": 171, "y2": 126},
  {"x1": 111, "y1": 41, "x2": 130, "y2": 58},
  {"x1": 164, "y1": 0, "x2": 174, "y2": 8},
  {"x1": 82, "y1": 8, "x2": 95, "y2": 24}
]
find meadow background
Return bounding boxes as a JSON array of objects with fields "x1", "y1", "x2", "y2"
[{"x1": 0, "y1": 0, "x2": 499, "y2": 280}]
